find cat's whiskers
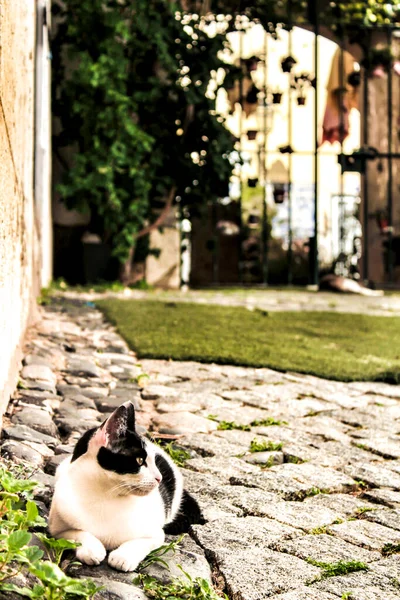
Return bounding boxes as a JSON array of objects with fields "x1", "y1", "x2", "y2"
[{"x1": 107, "y1": 480, "x2": 147, "y2": 497}]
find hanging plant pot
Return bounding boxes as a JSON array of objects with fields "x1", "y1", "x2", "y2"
[
  {"x1": 273, "y1": 183, "x2": 285, "y2": 204},
  {"x1": 248, "y1": 178, "x2": 258, "y2": 188},
  {"x1": 247, "y1": 130, "x2": 258, "y2": 141},
  {"x1": 245, "y1": 85, "x2": 260, "y2": 105},
  {"x1": 248, "y1": 214, "x2": 260, "y2": 227},
  {"x1": 281, "y1": 56, "x2": 297, "y2": 73},
  {"x1": 297, "y1": 96, "x2": 306, "y2": 106},
  {"x1": 375, "y1": 210, "x2": 390, "y2": 234},
  {"x1": 272, "y1": 92, "x2": 283, "y2": 104},
  {"x1": 347, "y1": 70, "x2": 361, "y2": 87},
  {"x1": 243, "y1": 55, "x2": 260, "y2": 73}
]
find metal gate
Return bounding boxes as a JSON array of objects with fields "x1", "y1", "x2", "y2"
[{"x1": 190, "y1": 12, "x2": 400, "y2": 289}]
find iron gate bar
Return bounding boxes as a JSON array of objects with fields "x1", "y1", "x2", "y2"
[
  {"x1": 312, "y1": 0, "x2": 319, "y2": 286},
  {"x1": 238, "y1": 27, "x2": 245, "y2": 285},
  {"x1": 387, "y1": 26, "x2": 394, "y2": 283},
  {"x1": 338, "y1": 40, "x2": 345, "y2": 263},
  {"x1": 261, "y1": 30, "x2": 269, "y2": 286},
  {"x1": 287, "y1": 0, "x2": 294, "y2": 285},
  {"x1": 362, "y1": 45, "x2": 369, "y2": 282}
]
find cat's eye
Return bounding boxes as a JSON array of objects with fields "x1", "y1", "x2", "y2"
[{"x1": 136, "y1": 457, "x2": 144, "y2": 466}]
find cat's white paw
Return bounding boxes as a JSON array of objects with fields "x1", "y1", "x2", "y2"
[
  {"x1": 76, "y1": 536, "x2": 106, "y2": 566},
  {"x1": 108, "y1": 548, "x2": 140, "y2": 572}
]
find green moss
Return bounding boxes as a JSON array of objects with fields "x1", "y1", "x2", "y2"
[
  {"x1": 307, "y1": 559, "x2": 369, "y2": 579},
  {"x1": 96, "y1": 300, "x2": 400, "y2": 383},
  {"x1": 249, "y1": 439, "x2": 283, "y2": 453}
]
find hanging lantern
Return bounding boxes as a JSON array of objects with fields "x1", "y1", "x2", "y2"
[
  {"x1": 273, "y1": 183, "x2": 286, "y2": 204},
  {"x1": 297, "y1": 96, "x2": 306, "y2": 106},
  {"x1": 247, "y1": 130, "x2": 258, "y2": 141},
  {"x1": 272, "y1": 92, "x2": 283, "y2": 104},
  {"x1": 281, "y1": 56, "x2": 297, "y2": 73},
  {"x1": 247, "y1": 178, "x2": 258, "y2": 188}
]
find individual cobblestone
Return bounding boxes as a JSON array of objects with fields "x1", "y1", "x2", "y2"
[{"x1": 2, "y1": 297, "x2": 400, "y2": 599}]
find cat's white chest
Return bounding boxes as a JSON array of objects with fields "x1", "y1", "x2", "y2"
[{"x1": 79, "y1": 491, "x2": 165, "y2": 549}]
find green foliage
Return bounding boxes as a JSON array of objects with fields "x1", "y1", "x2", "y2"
[
  {"x1": 249, "y1": 439, "x2": 283, "y2": 452},
  {"x1": 306, "y1": 558, "x2": 368, "y2": 579},
  {"x1": 0, "y1": 465, "x2": 99, "y2": 599},
  {"x1": 52, "y1": 0, "x2": 235, "y2": 266},
  {"x1": 135, "y1": 566, "x2": 227, "y2": 599}
]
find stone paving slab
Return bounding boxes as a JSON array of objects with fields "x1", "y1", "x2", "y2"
[{"x1": 2, "y1": 297, "x2": 400, "y2": 599}]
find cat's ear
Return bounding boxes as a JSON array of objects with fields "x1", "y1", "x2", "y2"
[{"x1": 92, "y1": 402, "x2": 136, "y2": 448}]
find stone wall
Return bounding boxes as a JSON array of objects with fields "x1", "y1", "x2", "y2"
[{"x1": 0, "y1": 1, "x2": 50, "y2": 421}]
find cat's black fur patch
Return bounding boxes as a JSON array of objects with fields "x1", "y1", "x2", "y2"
[
  {"x1": 97, "y1": 432, "x2": 146, "y2": 475},
  {"x1": 164, "y1": 490, "x2": 205, "y2": 534},
  {"x1": 155, "y1": 453, "x2": 176, "y2": 515},
  {"x1": 71, "y1": 428, "x2": 97, "y2": 463}
]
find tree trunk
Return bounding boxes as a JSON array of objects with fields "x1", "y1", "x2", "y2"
[{"x1": 119, "y1": 243, "x2": 136, "y2": 285}]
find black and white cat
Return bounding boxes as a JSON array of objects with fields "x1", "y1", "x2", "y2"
[{"x1": 49, "y1": 401, "x2": 203, "y2": 572}]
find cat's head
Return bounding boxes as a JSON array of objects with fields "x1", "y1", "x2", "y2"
[{"x1": 71, "y1": 401, "x2": 162, "y2": 497}]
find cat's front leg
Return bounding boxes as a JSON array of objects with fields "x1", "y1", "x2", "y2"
[
  {"x1": 57, "y1": 529, "x2": 107, "y2": 566},
  {"x1": 108, "y1": 530, "x2": 165, "y2": 572}
]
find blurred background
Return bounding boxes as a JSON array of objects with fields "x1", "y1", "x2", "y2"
[{"x1": 3, "y1": 0, "x2": 400, "y2": 294}]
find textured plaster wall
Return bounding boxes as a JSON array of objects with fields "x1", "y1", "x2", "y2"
[{"x1": 0, "y1": 1, "x2": 41, "y2": 420}]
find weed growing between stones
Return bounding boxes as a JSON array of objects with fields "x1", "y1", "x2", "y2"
[
  {"x1": 139, "y1": 535, "x2": 184, "y2": 570},
  {"x1": 341, "y1": 593, "x2": 353, "y2": 599},
  {"x1": 249, "y1": 439, "x2": 283, "y2": 453},
  {"x1": 306, "y1": 559, "x2": 369, "y2": 579},
  {"x1": 134, "y1": 566, "x2": 227, "y2": 599},
  {"x1": 285, "y1": 455, "x2": 306, "y2": 464},
  {"x1": 207, "y1": 417, "x2": 251, "y2": 431},
  {"x1": 382, "y1": 543, "x2": 400, "y2": 556},
  {"x1": 154, "y1": 441, "x2": 191, "y2": 468},
  {"x1": 355, "y1": 506, "x2": 377, "y2": 516},
  {"x1": 0, "y1": 464, "x2": 100, "y2": 599},
  {"x1": 309, "y1": 526, "x2": 328, "y2": 535},
  {"x1": 250, "y1": 417, "x2": 288, "y2": 427}
]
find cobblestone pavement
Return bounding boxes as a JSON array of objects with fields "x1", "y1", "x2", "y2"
[
  {"x1": 2, "y1": 297, "x2": 400, "y2": 599},
  {"x1": 63, "y1": 287, "x2": 400, "y2": 317}
]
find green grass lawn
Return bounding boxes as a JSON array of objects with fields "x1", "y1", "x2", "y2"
[{"x1": 97, "y1": 299, "x2": 400, "y2": 383}]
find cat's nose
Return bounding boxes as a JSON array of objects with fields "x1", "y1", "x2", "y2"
[{"x1": 155, "y1": 473, "x2": 162, "y2": 484}]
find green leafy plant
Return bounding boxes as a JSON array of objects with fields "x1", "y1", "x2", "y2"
[
  {"x1": 135, "y1": 566, "x2": 227, "y2": 599},
  {"x1": 249, "y1": 439, "x2": 283, "y2": 452},
  {"x1": 139, "y1": 535, "x2": 184, "y2": 570},
  {"x1": 0, "y1": 465, "x2": 100, "y2": 599}
]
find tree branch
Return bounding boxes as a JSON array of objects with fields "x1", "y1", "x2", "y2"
[{"x1": 136, "y1": 185, "x2": 177, "y2": 239}]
